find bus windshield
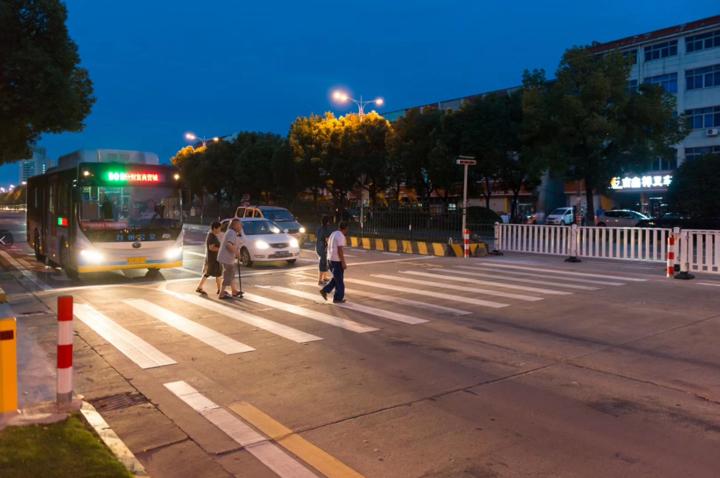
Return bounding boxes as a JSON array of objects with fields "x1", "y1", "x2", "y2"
[{"x1": 80, "y1": 185, "x2": 181, "y2": 230}]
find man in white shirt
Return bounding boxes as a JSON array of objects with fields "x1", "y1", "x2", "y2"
[
  {"x1": 319, "y1": 222, "x2": 348, "y2": 303},
  {"x1": 218, "y1": 219, "x2": 243, "y2": 299}
]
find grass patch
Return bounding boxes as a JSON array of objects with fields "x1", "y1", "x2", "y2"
[{"x1": 0, "y1": 414, "x2": 132, "y2": 478}]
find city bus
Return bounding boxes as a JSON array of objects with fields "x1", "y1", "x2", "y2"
[{"x1": 27, "y1": 149, "x2": 184, "y2": 278}]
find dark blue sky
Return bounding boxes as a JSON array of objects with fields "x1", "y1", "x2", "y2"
[{"x1": 2, "y1": 1, "x2": 717, "y2": 185}]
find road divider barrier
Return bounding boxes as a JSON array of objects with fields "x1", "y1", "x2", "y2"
[
  {"x1": 56, "y1": 296, "x2": 74, "y2": 407},
  {"x1": 0, "y1": 288, "x2": 17, "y2": 414},
  {"x1": 307, "y1": 233, "x2": 487, "y2": 257},
  {"x1": 495, "y1": 223, "x2": 720, "y2": 278}
]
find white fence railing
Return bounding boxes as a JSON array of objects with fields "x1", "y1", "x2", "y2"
[
  {"x1": 495, "y1": 223, "x2": 671, "y2": 263},
  {"x1": 494, "y1": 223, "x2": 720, "y2": 276}
]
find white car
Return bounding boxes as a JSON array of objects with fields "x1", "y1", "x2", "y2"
[
  {"x1": 596, "y1": 209, "x2": 650, "y2": 227},
  {"x1": 220, "y1": 218, "x2": 300, "y2": 266},
  {"x1": 546, "y1": 207, "x2": 575, "y2": 225}
]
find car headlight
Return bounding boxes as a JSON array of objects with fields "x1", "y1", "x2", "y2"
[
  {"x1": 299, "y1": 226, "x2": 306, "y2": 234},
  {"x1": 80, "y1": 249, "x2": 104, "y2": 264},
  {"x1": 255, "y1": 240, "x2": 270, "y2": 250},
  {"x1": 290, "y1": 238, "x2": 299, "y2": 248},
  {"x1": 165, "y1": 247, "x2": 183, "y2": 260}
]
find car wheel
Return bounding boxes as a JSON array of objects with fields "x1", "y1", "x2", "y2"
[
  {"x1": 286, "y1": 259, "x2": 297, "y2": 265},
  {"x1": 240, "y1": 247, "x2": 253, "y2": 267}
]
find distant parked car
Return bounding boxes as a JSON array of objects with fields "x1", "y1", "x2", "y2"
[
  {"x1": 637, "y1": 212, "x2": 720, "y2": 230},
  {"x1": 546, "y1": 207, "x2": 575, "y2": 225},
  {"x1": 597, "y1": 209, "x2": 650, "y2": 227},
  {"x1": 235, "y1": 206, "x2": 306, "y2": 244},
  {"x1": 220, "y1": 217, "x2": 300, "y2": 266}
]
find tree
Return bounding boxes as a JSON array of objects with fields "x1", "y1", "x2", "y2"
[
  {"x1": 289, "y1": 114, "x2": 329, "y2": 205},
  {"x1": 524, "y1": 47, "x2": 686, "y2": 224},
  {"x1": 0, "y1": 0, "x2": 94, "y2": 163},
  {"x1": 667, "y1": 154, "x2": 720, "y2": 217}
]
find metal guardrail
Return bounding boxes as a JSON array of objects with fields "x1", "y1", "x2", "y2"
[{"x1": 680, "y1": 229, "x2": 720, "y2": 274}]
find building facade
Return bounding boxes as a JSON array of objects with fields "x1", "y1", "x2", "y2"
[
  {"x1": 18, "y1": 147, "x2": 53, "y2": 184},
  {"x1": 383, "y1": 15, "x2": 720, "y2": 218}
]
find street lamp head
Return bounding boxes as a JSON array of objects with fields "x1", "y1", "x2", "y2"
[
  {"x1": 332, "y1": 90, "x2": 349, "y2": 103},
  {"x1": 212, "y1": 136, "x2": 220, "y2": 142},
  {"x1": 374, "y1": 98, "x2": 384, "y2": 106},
  {"x1": 184, "y1": 132, "x2": 197, "y2": 142}
]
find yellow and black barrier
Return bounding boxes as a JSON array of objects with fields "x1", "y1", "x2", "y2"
[
  {"x1": 307, "y1": 233, "x2": 487, "y2": 257},
  {"x1": 0, "y1": 287, "x2": 17, "y2": 414}
]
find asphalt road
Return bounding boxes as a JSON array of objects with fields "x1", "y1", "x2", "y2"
[{"x1": 2, "y1": 211, "x2": 720, "y2": 478}]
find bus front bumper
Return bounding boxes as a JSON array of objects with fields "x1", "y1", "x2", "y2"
[{"x1": 78, "y1": 259, "x2": 182, "y2": 274}]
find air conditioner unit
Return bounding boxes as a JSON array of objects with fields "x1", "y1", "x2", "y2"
[{"x1": 707, "y1": 128, "x2": 720, "y2": 137}]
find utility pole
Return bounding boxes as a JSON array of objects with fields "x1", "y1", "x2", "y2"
[{"x1": 456, "y1": 156, "x2": 477, "y2": 258}]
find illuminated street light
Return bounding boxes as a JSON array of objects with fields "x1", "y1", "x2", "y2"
[
  {"x1": 331, "y1": 89, "x2": 384, "y2": 117},
  {"x1": 184, "y1": 132, "x2": 221, "y2": 147}
]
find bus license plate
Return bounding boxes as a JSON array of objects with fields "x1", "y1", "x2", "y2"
[{"x1": 128, "y1": 257, "x2": 146, "y2": 264}]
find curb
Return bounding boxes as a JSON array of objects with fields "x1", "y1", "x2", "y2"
[
  {"x1": 79, "y1": 400, "x2": 148, "y2": 477},
  {"x1": 308, "y1": 233, "x2": 488, "y2": 257}
]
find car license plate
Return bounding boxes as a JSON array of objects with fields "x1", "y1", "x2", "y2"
[{"x1": 128, "y1": 257, "x2": 146, "y2": 264}]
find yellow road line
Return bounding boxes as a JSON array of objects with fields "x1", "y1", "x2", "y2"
[{"x1": 230, "y1": 402, "x2": 365, "y2": 478}]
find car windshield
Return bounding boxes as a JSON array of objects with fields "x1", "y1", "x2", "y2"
[
  {"x1": 262, "y1": 209, "x2": 294, "y2": 222},
  {"x1": 79, "y1": 185, "x2": 181, "y2": 230},
  {"x1": 550, "y1": 208, "x2": 569, "y2": 215},
  {"x1": 242, "y1": 220, "x2": 281, "y2": 235}
]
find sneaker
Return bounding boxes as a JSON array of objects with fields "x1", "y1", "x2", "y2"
[
  {"x1": 319, "y1": 290, "x2": 328, "y2": 301},
  {"x1": 332, "y1": 299, "x2": 347, "y2": 304}
]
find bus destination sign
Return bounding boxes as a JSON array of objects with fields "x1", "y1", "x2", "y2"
[{"x1": 106, "y1": 171, "x2": 162, "y2": 183}]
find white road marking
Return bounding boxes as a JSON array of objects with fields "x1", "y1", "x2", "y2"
[
  {"x1": 395, "y1": 271, "x2": 570, "y2": 297},
  {"x1": 295, "y1": 281, "x2": 472, "y2": 316},
  {"x1": 436, "y1": 267, "x2": 600, "y2": 290},
  {"x1": 345, "y1": 278, "x2": 508, "y2": 308},
  {"x1": 123, "y1": 299, "x2": 255, "y2": 354},
  {"x1": 268, "y1": 286, "x2": 428, "y2": 325},
  {"x1": 0, "y1": 250, "x2": 51, "y2": 290},
  {"x1": 243, "y1": 292, "x2": 378, "y2": 333},
  {"x1": 185, "y1": 251, "x2": 206, "y2": 258},
  {"x1": 478, "y1": 262, "x2": 647, "y2": 281},
  {"x1": 164, "y1": 381, "x2": 318, "y2": 478},
  {"x1": 163, "y1": 290, "x2": 322, "y2": 343},
  {"x1": 178, "y1": 267, "x2": 202, "y2": 275},
  {"x1": 382, "y1": 252, "x2": 401, "y2": 256},
  {"x1": 454, "y1": 265, "x2": 622, "y2": 286},
  {"x1": 74, "y1": 303, "x2": 176, "y2": 369},
  {"x1": 698, "y1": 282, "x2": 720, "y2": 287}
]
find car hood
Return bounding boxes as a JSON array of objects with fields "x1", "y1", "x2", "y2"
[
  {"x1": 272, "y1": 220, "x2": 302, "y2": 231},
  {"x1": 243, "y1": 232, "x2": 296, "y2": 245}
]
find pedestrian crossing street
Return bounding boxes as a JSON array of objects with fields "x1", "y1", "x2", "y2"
[{"x1": 71, "y1": 262, "x2": 648, "y2": 371}]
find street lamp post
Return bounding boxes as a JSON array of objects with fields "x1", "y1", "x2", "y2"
[
  {"x1": 456, "y1": 156, "x2": 477, "y2": 259},
  {"x1": 332, "y1": 90, "x2": 384, "y2": 117},
  {"x1": 184, "y1": 132, "x2": 220, "y2": 147}
]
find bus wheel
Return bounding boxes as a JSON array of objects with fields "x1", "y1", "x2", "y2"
[
  {"x1": 146, "y1": 268, "x2": 161, "y2": 278},
  {"x1": 33, "y1": 230, "x2": 45, "y2": 262}
]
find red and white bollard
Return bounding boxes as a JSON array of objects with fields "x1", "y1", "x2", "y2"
[
  {"x1": 666, "y1": 233, "x2": 676, "y2": 278},
  {"x1": 57, "y1": 296, "x2": 74, "y2": 406},
  {"x1": 463, "y1": 229, "x2": 470, "y2": 259}
]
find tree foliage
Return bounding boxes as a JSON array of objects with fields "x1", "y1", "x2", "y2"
[
  {"x1": 667, "y1": 154, "x2": 720, "y2": 217},
  {"x1": 0, "y1": 0, "x2": 94, "y2": 163}
]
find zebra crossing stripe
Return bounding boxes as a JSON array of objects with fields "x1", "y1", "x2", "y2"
[
  {"x1": 476, "y1": 262, "x2": 647, "y2": 281},
  {"x1": 123, "y1": 299, "x2": 255, "y2": 354},
  {"x1": 295, "y1": 281, "x2": 471, "y2": 316},
  {"x1": 395, "y1": 271, "x2": 570, "y2": 296},
  {"x1": 435, "y1": 267, "x2": 600, "y2": 290},
  {"x1": 267, "y1": 286, "x2": 428, "y2": 325},
  {"x1": 74, "y1": 303, "x2": 176, "y2": 369},
  {"x1": 163, "y1": 290, "x2": 322, "y2": 344},
  {"x1": 243, "y1": 293, "x2": 378, "y2": 333},
  {"x1": 344, "y1": 278, "x2": 508, "y2": 308},
  {"x1": 454, "y1": 265, "x2": 622, "y2": 286},
  {"x1": 376, "y1": 273, "x2": 549, "y2": 300},
  {"x1": 164, "y1": 381, "x2": 318, "y2": 478}
]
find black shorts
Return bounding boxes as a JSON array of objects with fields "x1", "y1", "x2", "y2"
[
  {"x1": 203, "y1": 260, "x2": 222, "y2": 278},
  {"x1": 318, "y1": 255, "x2": 328, "y2": 272}
]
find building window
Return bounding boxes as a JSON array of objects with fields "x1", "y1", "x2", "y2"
[
  {"x1": 686, "y1": 29, "x2": 720, "y2": 53},
  {"x1": 686, "y1": 64, "x2": 720, "y2": 90},
  {"x1": 685, "y1": 146, "x2": 720, "y2": 161},
  {"x1": 643, "y1": 40, "x2": 677, "y2": 62},
  {"x1": 685, "y1": 105, "x2": 720, "y2": 129},
  {"x1": 643, "y1": 73, "x2": 677, "y2": 93},
  {"x1": 622, "y1": 49, "x2": 637, "y2": 64},
  {"x1": 650, "y1": 156, "x2": 677, "y2": 171}
]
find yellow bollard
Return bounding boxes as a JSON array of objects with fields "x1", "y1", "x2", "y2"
[{"x1": 0, "y1": 317, "x2": 18, "y2": 414}]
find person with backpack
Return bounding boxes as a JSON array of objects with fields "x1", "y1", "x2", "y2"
[
  {"x1": 195, "y1": 221, "x2": 222, "y2": 295},
  {"x1": 315, "y1": 215, "x2": 332, "y2": 285}
]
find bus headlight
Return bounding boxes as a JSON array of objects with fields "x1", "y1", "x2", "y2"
[
  {"x1": 299, "y1": 226, "x2": 306, "y2": 234},
  {"x1": 290, "y1": 238, "x2": 299, "y2": 248},
  {"x1": 80, "y1": 249, "x2": 105, "y2": 264},
  {"x1": 255, "y1": 240, "x2": 270, "y2": 250},
  {"x1": 165, "y1": 247, "x2": 183, "y2": 260}
]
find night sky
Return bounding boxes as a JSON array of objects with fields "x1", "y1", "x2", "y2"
[{"x1": 2, "y1": 0, "x2": 717, "y2": 185}]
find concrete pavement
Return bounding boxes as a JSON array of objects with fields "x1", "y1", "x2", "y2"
[{"x1": 2, "y1": 212, "x2": 720, "y2": 477}]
